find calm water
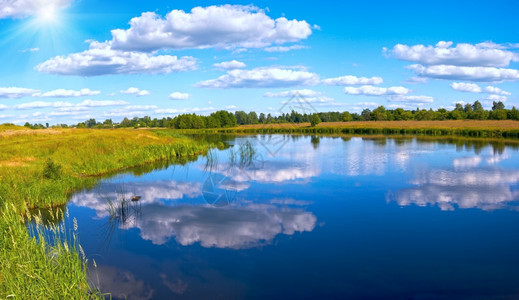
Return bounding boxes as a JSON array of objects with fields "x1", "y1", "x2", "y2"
[{"x1": 66, "y1": 135, "x2": 519, "y2": 299}]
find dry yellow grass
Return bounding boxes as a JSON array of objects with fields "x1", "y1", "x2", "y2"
[{"x1": 238, "y1": 120, "x2": 519, "y2": 130}]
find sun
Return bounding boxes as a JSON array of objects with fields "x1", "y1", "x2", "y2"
[{"x1": 36, "y1": 5, "x2": 58, "y2": 24}]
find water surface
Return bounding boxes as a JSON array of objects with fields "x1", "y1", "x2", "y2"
[{"x1": 67, "y1": 135, "x2": 519, "y2": 299}]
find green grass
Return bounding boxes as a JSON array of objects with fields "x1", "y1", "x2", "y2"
[
  {"x1": 0, "y1": 128, "x2": 217, "y2": 298},
  {"x1": 0, "y1": 128, "x2": 216, "y2": 209},
  {"x1": 0, "y1": 202, "x2": 102, "y2": 299}
]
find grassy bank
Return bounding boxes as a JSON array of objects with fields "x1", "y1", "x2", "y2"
[
  {"x1": 0, "y1": 127, "x2": 216, "y2": 298},
  {"x1": 172, "y1": 120, "x2": 519, "y2": 138},
  {"x1": 0, "y1": 128, "x2": 215, "y2": 209}
]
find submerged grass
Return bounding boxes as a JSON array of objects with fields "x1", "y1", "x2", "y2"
[{"x1": 0, "y1": 128, "x2": 216, "y2": 298}]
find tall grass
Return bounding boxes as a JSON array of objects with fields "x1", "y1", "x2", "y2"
[{"x1": 0, "y1": 202, "x2": 102, "y2": 298}]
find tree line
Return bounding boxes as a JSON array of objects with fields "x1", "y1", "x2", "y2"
[{"x1": 21, "y1": 100, "x2": 519, "y2": 130}]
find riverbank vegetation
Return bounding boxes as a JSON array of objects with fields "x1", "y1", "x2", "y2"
[{"x1": 0, "y1": 128, "x2": 216, "y2": 298}]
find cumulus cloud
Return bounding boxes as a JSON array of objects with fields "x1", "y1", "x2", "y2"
[
  {"x1": 168, "y1": 92, "x2": 190, "y2": 100},
  {"x1": 391, "y1": 41, "x2": 519, "y2": 67},
  {"x1": 343, "y1": 85, "x2": 411, "y2": 96},
  {"x1": 120, "y1": 87, "x2": 150, "y2": 97},
  {"x1": 36, "y1": 88, "x2": 101, "y2": 98},
  {"x1": 388, "y1": 95, "x2": 434, "y2": 104},
  {"x1": 155, "y1": 107, "x2": 216, "y2": 115},
  {"x1": 450, "y1": 82, "x2": 482, "y2": 93},
  {"x1": 451, "y1": 82, "x2": 512, "y2": 96},
  {"x1": 13, "y1": 99, "x2": 128, "y2": 110},
  {"x1": 195, "y1": 67, "x2": 320, "y2": 88},
  {"x1": 408, "y1": 64, "x2": 519, "y2": 82},
  {"x1": 264, "y1": 45, "x2": 307, "y2": 52},
  {"x1": 36, "y1": 41, "x2": 197, "y2": 76},
  {"x1": 103, "y1": 105, "x2": 158, "y2": 117},
  {"x1": 484, "y1": 86, "x2": 511, "y2": 96},
  {"x1": 322, "y1": 75, "x2": 383, "y2": 86},
  {"x1": 109, "y1": 5, "x2": 313, "y2": 52},
  {"x1": 0, "y1": 0, "x2": 72, "y2": 19},
  {"x1": 485, "y1": 94, "x2": 507, "y2": 102},
  {"x1": 264, "y1": 89, "x2": 321, "y2": 98},
  {"x1": 213, "y1": 60, "x2": 246, "y2": 70},
  {"x1": 0, "y1": 87, "x2": 39, "y2": 99}
]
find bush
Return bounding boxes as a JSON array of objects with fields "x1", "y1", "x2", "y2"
[{"x1": 42, "y1": 159, "x2": 62, "y2": 180}]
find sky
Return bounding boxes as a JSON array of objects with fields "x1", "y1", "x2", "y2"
[{"x1": 0, "y1": 0, "x2": 518, "y2": 125}]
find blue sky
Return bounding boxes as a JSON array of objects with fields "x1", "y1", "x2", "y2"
[{"x1": 0, "y1": 0, "x2": 518, "y2": 124}]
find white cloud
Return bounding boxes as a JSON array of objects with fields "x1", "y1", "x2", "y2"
[
  {"x1": 264, "y1": 89, "x2": 321, "y2": 98},
  {"x1": 36, "y1": 41, "x2": 197, "y2": 76},
  {"x1": 409, "y1": 64, "x2": 519, "y2": 82},
  {"x1": 344, "y1": 85, "x2": 411, "y2": 96},
  {"x1": 450, "y1": 82, "x2": 482, "y2": 93},
  {"x1": 0, "y1": 87, "x2": 39, "y2": 99},
  {"x1": 155, "y1": 107, "x2": 216, "y2": 115},
  {"x1": 264, "y1": 45, "x2": 307, "y2": 52},
  {"x1": 120, "y1": 87, "x2": 150, "y2": 97},
  {"x1": 485, "y1": 94, "x2": 507, "y2": 102},
  {"x1": 80, "y1": 100, "x2": 129, "y2": 107},
  {"x1": 196, "y1": 67, "x2": 320, "y2": 88},
  {"x1": 451, "y1": 82, "x2": 512, "y2": 96},
  {"x1": 388, "y1": 95, "x2": 434, "y2": 104},
  {"x1": 103, "y1": 105, "x2": 158, "y2": 117},
  {"x1": 403, "y1": 77, "x2": 428, "y2": 84},
  {"x1": 281, "y1": 96, "x2": 334, "y2": 104},
  {"x1": 109, "y1": 5, "x2": 313, "y2": 52},
  {"x1": 213, "y1": 60, "x2": 246, "y2": 70},
  {"x1": 322, "y1": 75, "x2": 383, "y2": 86},
  {"x1": 36, "y1": 88, "x2": 101, "y2": 98},
  {"x1": 168, "y1": 92, "x2": 190, "y2": 100},
  {"x1": 0, "y1": 104, "x2": 8, "y2": 110},
  {"x1": 0, "y1": 0, "x2": 72, "y2": 19},
  {"x1": 20, "y1": 47, "x2": 39, "y2": 53},
  {"x1": 13, "y1": 100, "x2": 129, "y2": 110},
  {"x1": 484, "y1": 86, "x2": 511, "y2": 96},
  {"x1": 392, "y1": 41, "x2": 519, "y2": 67}
]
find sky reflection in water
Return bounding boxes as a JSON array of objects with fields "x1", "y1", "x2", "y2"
[{"x1": 68, "y1": 135, "x2": 519, "y2": 299}]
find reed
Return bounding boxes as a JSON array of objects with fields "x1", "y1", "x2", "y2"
[{"x1": 0, "y1": 202, "x2": 103, "y2": 298}]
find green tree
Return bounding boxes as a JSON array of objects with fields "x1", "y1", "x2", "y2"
[
  {"x1": 361, "y1": 109, "x2": 371, "y2": 121},
  {"x1": 310, "y1": 113, "x2": 321, "y2": 127},
  {"x1": 370, "y1": 106, "x2": 387, "y2": 121},
  {"x1": 492, "y1": 101, "x2": 505, "y2": 111},
  {"x1": 234, "y1": 111, "x2": 248, "y2": 125},
  {"x1": 341, "y1": 111, "x2": 353, "y2": 122}
]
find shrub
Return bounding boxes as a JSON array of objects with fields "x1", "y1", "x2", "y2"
[{"x1": 42, "y1": 159, "x2": 62, "y2": 180}]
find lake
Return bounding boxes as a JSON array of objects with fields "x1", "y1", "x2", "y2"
[{"x1": 65, "y1": 135, "x2": 519, "y2": 299}]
